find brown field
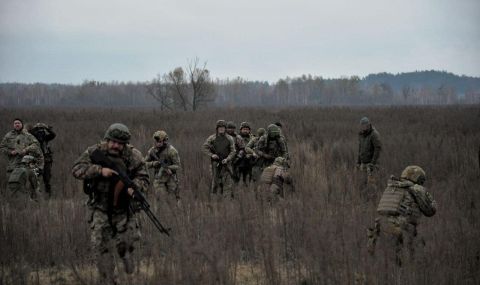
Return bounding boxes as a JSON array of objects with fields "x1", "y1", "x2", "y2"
[{"x1": 0, "y1": 106, "x2": 479, "y2": 284}]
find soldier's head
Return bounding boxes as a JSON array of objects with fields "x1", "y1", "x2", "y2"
[
  {"x1": 267, "y1": 124, "x2": 281, "y2": 139},
  {"x1": 104, "y1": 123, "x2": 131, "y2": 155},
  {"x1": 273, "y1": 157, "x2": 287, "y2": 167},
  {"x1": 240, "y1": 122, "x2": 251, "y2": 136},
  {"x1": 153, "y1": 130, "x2": 168, "y2": 148},
  {"x1": 216, "y1": 120, "x2": 227, "y2": 134},
  {"x1": 401, "y1": 165, "x2": 426, "y2": 185},
  {"x1": 30, "y1": 123, "x2": 50, "y2": 142},
  {"x1": 226, "y1": 121, "x2": 236, "y2": 135},
  {"x1": 257, "y1": 128, "x2": 266, "y2": 137},
  {"x1": 360, "y1": 117, "x2": 371, "y2": 132},
  {"x1": 13, "y1": 118, "x2": 23, "y2": 132}
]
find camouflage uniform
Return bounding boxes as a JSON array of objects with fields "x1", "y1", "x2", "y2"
[
  {"x1": 0, "y1": 129, "x2": 44, "y2": 180},
  {"x1": 29, "y1": 123, "x2": 56, "y2": 195},
  {"x1": 367, "y1": 166, "x2": 436, "y2": 266},
  {"x1": 72, "y1": 124, "x2": 149, "y2": 284},
  {"x1": 145, "y1": 131, "x2": 181, "y2": 199},
  {"x1": 254, "y1": 124, "x2": 288, "y2": 176},
  {"x1": 7, "y1": 155, "x2": 39, "y2": 202},
  {"x1": 247, "y1": 128, "x2": 265, "y2": 181},
  {"x1": 259, "y1": 157, "x2": 293, "y2": 201},
  {"x1": 202, "y1": 120, "x2": 236, "y2": 198}
]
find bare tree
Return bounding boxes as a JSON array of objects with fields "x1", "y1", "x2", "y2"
[
  {"x1": 146, "y1": 74, "x2": 173, "y2": 111},
  {"x1": 187, "y1": 58, "x2": 216, "y2": 111}
]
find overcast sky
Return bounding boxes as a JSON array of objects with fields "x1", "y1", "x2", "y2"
[{"x1": 0, "y1": 0, "x2": 479, "y2": 83}]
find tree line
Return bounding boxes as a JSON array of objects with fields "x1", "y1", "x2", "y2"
[{"x1": 1, "y1": 69, "x2": 479, "y2": 108}]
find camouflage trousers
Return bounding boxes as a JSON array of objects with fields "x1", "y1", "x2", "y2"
[
  {"x1": 89, "y1": 209, "x2": 140, "y2": 284},
  {"x1": 153, "y1": 176, "x2": 179, "y2": 200},
  {"x1": 210, "y1": 162, "x2": 233, "y2": 198},
  {"x1": 367, "y1": 216, "x2": 418, "y2": 266}
]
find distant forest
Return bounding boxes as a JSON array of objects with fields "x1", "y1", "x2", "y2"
[{"x1": 1, "y1": 70, "x2": 479, "y2": 108}]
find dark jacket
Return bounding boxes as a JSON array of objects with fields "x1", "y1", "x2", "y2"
[{"x1": 357, "y1": 127, "x2": 381, "y2": 165}]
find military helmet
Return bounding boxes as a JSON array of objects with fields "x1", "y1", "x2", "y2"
[
  {"x1": 21, "y1": 155, "x2": 35, "y2": 164},
  {"x1": 216, "y1": 120, "x2": 227, "y2": 129},
  {"x1": 257, "y1": 128, "x2": 266, "y2": 136},
  {"x1": 104, "y1": 123, "x2": 131, "y2": 143},
  {"x1": 33, "y1": 123, "x2": 49, "y2": 129},
  {"x1": 226, "y1": 121, "x2": 236, "y2": 129},
  {"x1": 273, "y1": 157, "x2": 287, "y2": 166},
  {"x1": 240, "y1": 121, "x2": 251, "y2": 130},
  {"x1": 401, "y1": 165, "x2": 426, "y2": 185},
  {"x1": 267, "y1": 124, "x2": 281, "y2": 137},
  {"x1": 153, "y1": 130, "x2": 168, "y2": 141}
]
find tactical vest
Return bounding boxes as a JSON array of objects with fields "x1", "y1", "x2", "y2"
[
  {"x1": 377, "y1": 185, "x2": 406, "y2": 216},
  {"x1": 213, "y1": 135, "x2": 231, "y2": 159},
  {"x1": 260, "y1": 165, "x2": 276, "y2": 184}
]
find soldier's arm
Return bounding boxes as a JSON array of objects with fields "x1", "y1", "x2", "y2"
[
  {"x1": 245, "y1": 138, "x2": 256, "y2": 154},
  {"x1": 0, "y1": 134, "x2": 11, "y2": 156},
  {"x1": 130, "y1": 149, "x2": 150, "y2": 193},
  {"x1": 409, "y1": 185, "x2": 437, "y2": 217},
  {"x1": 45, "y1": 127, "x2": 56, "y2": 141},
  {"x1": 279, "y1": 137, "x2": 288, "y2": 159},
  {"x1": 144, "y1": 148, "x2": 157, "y2": 169},
  {"x1": 201, "y1": 135, "x2": 215, "y2": 157},
  {"x1": 71, "y1": 147, "x2": 103, "y2": 180},
  {"x1": 167, "y1": 147, "x2": 181, "y2": 171},
  {"x1": 371, "y1": 132, "x2": 382, "y2": 165},
  {"x1": 28, "y1": 170, "x2": 38, "y2": 190},
  {"x1": 226, "y1": 136, "x2": 236, "y2": 162}
]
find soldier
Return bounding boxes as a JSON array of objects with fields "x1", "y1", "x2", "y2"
[
  {"x1": 259, "y1": 157, "x2": 293, "y2": 201},
  {"x1": 274, "y1": 121, "x2": 290, "y2": 160},
  {"x1": 145, "y1": 130, "x2": 181, "y2": 200},
  {"x1": 357, "y1": 117, "x2": 382, "y2": 186},
  {"x1": 254, "y1": 124, "x2": 288, "y2": 173},
  {"x1": 235, "y1": 122, "x2": 255, "y2": 185},
  {"x1": 367, "y1": 166, "x2": 436, "y2": 266},
  {"x1": 0, "y1": 118, "x2": 44, "y2": 181},
  {"x1": 72, "y1": 123, "x2": 149, "y2": 284},
  {"x1": 7, "y1": 155, "x2": 40, "y2": 202},
  {"x1": 202, "y1": 120, "x2": 236, "y2": 198},
  {"x1": 226, "y1": 121, "x2": 246, "y2": 184},
  {"x1": 247, "y1": 128, "x2": 266, "y2": 182},
  {"x1": 28, "y1": 123, "x2": 56, "y2": 196}
]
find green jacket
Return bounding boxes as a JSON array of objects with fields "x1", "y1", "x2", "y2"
[
  {"x1": 0, "y1": 130, "x2": 44, "y2": 171},
  {"x1": 357, "y1": 127, "x2": 381, "y2": 165},
  {"x1": 145, "y1": 144, "x2": 181, "y2": 182}
]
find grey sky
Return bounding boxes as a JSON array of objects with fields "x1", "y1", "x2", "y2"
[{"x1": 1, "y1": 0, "x2": 479, "y2": 83}]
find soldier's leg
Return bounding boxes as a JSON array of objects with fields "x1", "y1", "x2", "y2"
[
  {"x1": 114, "y1": 214, "x2": 140, "y2": 275},
  {"x1": 221, "y1": 168, "x2": 234, "y2": 199},
  {"x1": 91, "y1": 210, "x2": 116, "y2": 284},
  {"x1": 166, "y1": 178, "x2": 180, "y2": 200},
  {"x1": 43, "y1": 161, "x2": 52, "y2": 195}
]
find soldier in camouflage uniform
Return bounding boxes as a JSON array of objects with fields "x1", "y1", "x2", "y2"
[
  {"x1": 72, "y1": 123, "x2": 149, "y2": 284},
  {"x1": 29, "y1": 123, "x2": 56, "y2": 196},
  {"x1": 7, "y1": 155, "x2": 40, "y2": 202},
  {"x1": 274, "y1": 121, "x2": 290, "y2": 160},
  {"x1": 235, "y1": 122, "x2": 255, "y2": 185},
  {"x1": 254, "y1": 124, "x2": 288, "y2": 175},
  {"x1": 367, "y1": 166, "x2": 436, "y2": 266},
  {"x1": 202, "y1": 120, "x2": 236, "y2": 198},
  {"x1": 247, "y1": 128, "x2": 266, "y2": 182},
  {"x1": 0, "y1": 118, "x2": 44, "y2": 181},
  {"x1": 259, "y1": 157, "x2": 293, "y2": 201},
  {"x1": 357, "y1": 117, "x2": 382, "y2": 185},
  {"x1": 226, "y1": 121, "x2": 246, "y2": 184},
  {"x1": 145, "y1": 130, "x2": 181, "y2": 200}
]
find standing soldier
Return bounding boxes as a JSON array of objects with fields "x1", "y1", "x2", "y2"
[
  {"x1": 236, "y1": 122, "x2": 255, "y2": 185},
  {"x1": 202, "y1": 120, "x2": 236, "y2": 198},
  {"x1": 226, "y1": 121, "x2": 246, "y2": 184},
  {"x1": 259, "y1": 157, "x2": 293, "y2": 201},
  {"x1": 7, "y1": 155, "x2": 40, "y2": 202},
  {"x1": 72, "y1": 123, "x2": 149, "y2": 284},
  {"x1": 0, "y1": 118, "x2": 44, "y2": 181},
  {"x1": 357, "y1": 117, "x2": 382, "y2": 197},
  {"x1": 29, "y1": 123, "x2": 56, "y2": 196},
  {"x1": 254, "y1": 124, "x2": 288, "y2": 174},
  {"x1": 247, "y1": 128, "x2": 266, "y2": 181},
  {"x1": 145, "y1": 130, "x2": 181, "y2": 200},
  {"x1": 274, "y1": 121, "x2": 290, "y2": 160},
  {"x1": 367, "y1": 166, "x2": 436, "y2": 266}
]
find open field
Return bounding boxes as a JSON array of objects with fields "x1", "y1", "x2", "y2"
[{"x1": 0, "y1": 106, "x2": 479, "y2": 284}]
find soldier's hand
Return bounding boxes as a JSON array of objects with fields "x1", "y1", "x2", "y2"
[
  {"x1": 165, "y1": 168, "x2": 173, "y2": 175},
  {"x1": 221, "y1": 159, "x2": 228, "y2": 164},
  {"x1": 152, "y1": 161, "x2": 161, "y2": 168},
  {"x1": 101, "y1": 167, "x2": 118, "y2": 177},
  {"x1": 10, "y1": 150, "x2": 18, "y2": 156},
  {"x1": 127, "y1": 187, "x2": 135, "y2": 197},
  {"x1": 211, "y1": 154, "x2": 219, "y2": 160}
]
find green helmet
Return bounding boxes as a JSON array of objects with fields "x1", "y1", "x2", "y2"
[
  {"x1": 21, "y1": 155, "x2": 35, "y2": 164},
  {"x1": 257, "y1": 128, "x2": 266, "y2": 136},
  {"x1": 401, "y1": 165, "x2": 426, "y2": 185},
  {"x1": 240, "y1": 121, "x2": 251, "y2": 130},
  {"x1": 267, "y1": 124, "x2": 281, "y2": 138},
  {"x1": 104, "y1": 123, "x2": 131, "y2": 143},
  {"x1": 226, "y1": 121, "x2": 236, "y2": 129},
  {"x1": 153, "y1": 130, "x2": 168, "y2": 141},
  {"x1": 216, "y1": 120, "x2": 227, "y2": 129},
  {"x1": 273, "y1": 157, "x2": 287, "y2": 167}
]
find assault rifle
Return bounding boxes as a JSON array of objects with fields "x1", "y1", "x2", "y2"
[
  {"x1": 90, "y1": 149, "x2": 171, "y2": 236},
  {"x1": 150, "y1": 151, "x2": 178, "y2": 182}
]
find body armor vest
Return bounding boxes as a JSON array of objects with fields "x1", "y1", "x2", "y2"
[
  {"x1": 377, "y1": 185, "x2": 406, "y2": 216},
  {"x1": 213, "y1": 135, "x2": 231, "y2": 159}
]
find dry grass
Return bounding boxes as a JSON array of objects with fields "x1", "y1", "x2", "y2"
[{"x1": 0, "y1": 106, "x2": 479, "y2": 284}]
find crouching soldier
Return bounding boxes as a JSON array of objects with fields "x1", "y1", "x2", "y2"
[
  {"x1": 7, "y1": 155, "x2": 40, "y2": 202},
  {"x1": 145, "y1": 130, "x2": 181, "y2": 200},
  {"x1": 367, "y1": 165, "x2": 436, "y2": 266},
  {"x1": 259, "y1": 157, "x2": 293, "y2": 201},
  {"x1": 72, "y1": 123, "x2": 149, "y2": 284}
]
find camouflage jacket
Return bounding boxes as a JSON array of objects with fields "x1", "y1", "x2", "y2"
[
  {"x1": 357, "y1": 127, "x2": 381, "y2": 165},
  {"x1": 0, "y1": 130, "x2": 44, "y2": 171},
  {"x1": 240, "y1": 134, "x2": 255, "y2": 154},
  {"x1": 7, "y1": 164, "x2": 38, "y2": 195},
  {"x1": 201, "y1": 133, "x2": 236, "y2": 163},
  {"x1": 145, "y1": 144, "x2": 181, "y2": 181},
  {"x1": 254, "y1": 135, "x2": 288, "y2": 163},
  {"x1": 71, "y1": 141, "x2": 149, "y2": 212},
  {"x1": 377, "y1": 177, "x2": 436, "y2": 225}
]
